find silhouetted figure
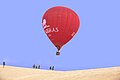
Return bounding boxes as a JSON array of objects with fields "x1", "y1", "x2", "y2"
[
  {"x1": 49, "y1": 66, "x2": 51, "y2": 70},
  {"x1": 36, "y1": 65, "x2": 38, "y2": 69},
  {"x1": 3, "y1": 62, "x2": 5, "y2": 68},
  {"x1": 33, "y1": 64, "x2": 35, "y2": 68},
  {"x1": 52, "y1": 66, "x2": 54, "y2": 70},
  {"x1": 38, "y1": 65, "x2": 40, "y2": 69}
]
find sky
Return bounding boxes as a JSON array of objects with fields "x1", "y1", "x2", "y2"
[{"x1": 0, "y1": 0, "x2": 120, "y2": 71}]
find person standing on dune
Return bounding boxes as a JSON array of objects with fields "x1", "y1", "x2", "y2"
[
  {"x1": 35, "y1": 65, "x2": 38, "y2": 69},
  {"x1": 49, "y1": 66, "x2": 51, "y2": 70},
  {"x1": 52, "y1": 66, "x2": 54, "y2": 70},
  {"x1": 3, "y1": 62, "x2": 5, "y2": 68},
  {"x1": 33, "y1": 64, "x2": 35, "y2": 68},
  {"x1": 38, "y1": 65, "x2": 40, "y2": 69}
]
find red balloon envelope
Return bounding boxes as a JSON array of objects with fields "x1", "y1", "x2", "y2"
[{"x1": 42, "y1": 6, "x2": 80, "y2": 55}]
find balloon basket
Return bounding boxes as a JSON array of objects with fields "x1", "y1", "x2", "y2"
[{"x1": 56, "y1": 51, "x2": 60, "y2": 56}]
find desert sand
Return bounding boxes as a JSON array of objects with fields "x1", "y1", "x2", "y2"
[{"x1": 0, "y1": 65, "x2": 120, "y2": 80}]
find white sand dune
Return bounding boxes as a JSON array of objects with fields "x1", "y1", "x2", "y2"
[{"x1": 0, "y1": 65, "x2": 120, "y2": 80}]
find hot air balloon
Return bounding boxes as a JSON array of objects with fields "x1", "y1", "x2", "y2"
[{"x1": 42, "y1": 6, "x2": 80, "y2": 56}]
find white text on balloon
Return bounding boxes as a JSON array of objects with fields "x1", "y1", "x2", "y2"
[{"x1": 44, "y1": 27, "x2": 59, "y2": 34}]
